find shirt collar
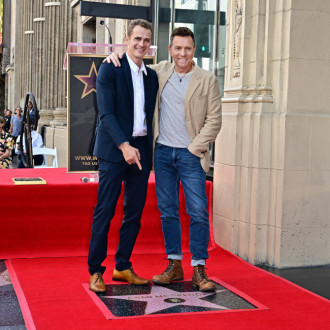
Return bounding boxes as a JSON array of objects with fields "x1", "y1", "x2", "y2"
[{"x1": 126, "y1": 53, "x2": 147, "y2": 76}]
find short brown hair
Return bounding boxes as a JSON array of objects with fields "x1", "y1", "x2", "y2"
[
  {"x1": 170, "y1": 27, "x2": 195, "y2": 47},
  {"x1": 127, "y1": 19, "x2": 152, "y2": 37}
]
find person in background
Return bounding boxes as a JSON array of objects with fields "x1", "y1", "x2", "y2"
[
  {"x1": 4, "y1": 108, "x2": 12, "y2": 133},
  {"x1": 0, "y1": 116, "x2": 15, "y2": 169},
  {"x1": 15, "y1": 121, "x2": 44, "y2": 168},
  {"x1": 10, "y1": 107, "x2": 23, "y2": 142},
  {"x1": 10, "y1": 106, "x2": 23, "y2": 159},
  {"x1": 27, "y1": 101, "x2": 40, "y2": 128}
]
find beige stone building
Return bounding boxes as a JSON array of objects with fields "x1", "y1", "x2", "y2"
[
  {"x1": 214, "y1": 0, "x2": 330, "y2": 269},
  {"x1": 2, "y1": 0, "x2": 330, "y2": 268}
]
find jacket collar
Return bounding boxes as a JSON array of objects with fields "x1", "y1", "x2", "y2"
[
  {"x1": 126, "y1": 53, "x2": 147, "y2": 75},
  {"x1": 159, "y1": 61, "x2": 202, "y2": 99}
]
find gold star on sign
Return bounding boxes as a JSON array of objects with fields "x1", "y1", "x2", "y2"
[{"x1": 74, "y1": 62, "x2": 98, "y2": 99}]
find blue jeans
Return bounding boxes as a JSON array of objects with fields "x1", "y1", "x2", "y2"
[{"x1": 154, "y1": 143, "x2": 209, "y2": 266}]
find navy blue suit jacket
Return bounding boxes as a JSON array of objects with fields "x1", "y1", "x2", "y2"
[{"x1": 94, "y1": 54, "x2": 158, "y2": 169}]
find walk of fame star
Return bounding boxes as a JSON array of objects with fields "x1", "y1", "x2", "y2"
[
  {"x1": 104, "y1": 285, "x2": 227, "y2": 315},
  {"x1": 87, "y1": 280, "x2": 259, "y2": 319},
  {"x1": 74, "y1": 62, "x2": 98, "y2": 99}
]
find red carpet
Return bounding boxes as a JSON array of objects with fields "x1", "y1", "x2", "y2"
[
  {"x1": 1, "y1": 168, "x2": 214, "y2": 259},
  {"x1": 7, "y1": 250, "x2": 330, "y2": 330},
  {"x1": 2, "y1": 168, "x2": 330, "y2": 329}
]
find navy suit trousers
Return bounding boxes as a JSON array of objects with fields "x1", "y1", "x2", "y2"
[{"x1": 88, "y1": 136, "x2": 150, "y2": 274}]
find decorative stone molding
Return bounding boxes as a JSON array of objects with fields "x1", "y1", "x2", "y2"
[
  {"x1": 50, "y1": 107, "x2": 67, "y2": 127},
  {"x1": 45, "y1": 2, "x2": 61, "y2": 7},
  {"x1": 38, "y1": 109, "x2": 56, "y2": 127},
  {"x1": 2, "y1": 47, "x2": 10, "y2": 74},
  {"x1": 5, "y1": 65, "x2": 14, "y2": 73},
  {"x1": 33, "y1": 17, "x2": 46, "y2": 22},
  {"x1": 70, "y1": 0, "x2": 80, "y2": 7},
  {"x1": 223, "y1": 86, "x2": 273, "y2": 104},
  {"x1": 232, "y1": 0, "x2": 242, "y2": 79}
]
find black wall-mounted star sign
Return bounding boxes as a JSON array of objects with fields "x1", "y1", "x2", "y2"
[{"x1": 74, "y1": 62, "x2": 98, "y2": 99}]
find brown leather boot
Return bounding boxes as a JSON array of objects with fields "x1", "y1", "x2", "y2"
[
  {"x1": 192, "y1": 265, "x2": 216, "y2": 292},
  {"x1": 89, "y1": 272, "x2": 106, "y2": 293},
  {"x1": 152, "y1": 259, "x2": 184, "y2": 285}
]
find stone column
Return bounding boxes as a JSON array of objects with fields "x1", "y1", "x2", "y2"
[
  {"x1": 213, "y1": 0, "x2": 330, "y2": 268},
  {"x1": 39, "y1": 1, "x2": 60, "y2": 125},
  {"x1": 214, "y1": 0, "x2": 275, "y2": 265},
  {"x1": 271, "y1": 1, "x2": 330, "y2": 267},
  {"x1": 50, "y1": 1, "x2": 73, "y2": 127},
  {"x1": 38, "y1": 1, "x2": 72, "y2": 127},
  {"x1": 16, "y1": 0, "x2": 34, "y2": 104},
  {"x1": 214, "y1": 0, "x2": 272, "y2": 264},
  {"x1": 32, "y1": 0, "x2": 45, "y2": 112},
  {"x1": 11, "y1": 1, "x2": 19, "y2": 110}
]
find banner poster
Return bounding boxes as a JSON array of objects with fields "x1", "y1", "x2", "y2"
[{"x1": 67, "y1": 54, "x2": 155, "y2": 173}]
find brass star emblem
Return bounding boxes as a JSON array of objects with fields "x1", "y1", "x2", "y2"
[{"x1": 74, "y1": 62, "x2": 98, "y2": 99}]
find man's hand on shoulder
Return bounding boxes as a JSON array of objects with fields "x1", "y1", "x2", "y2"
[
  {"x1": 103, "y1": 52, "x2": 123, "y2": 67},
  {"x1": 119, "y1": 142, "x2": 142, "y2": 170}
]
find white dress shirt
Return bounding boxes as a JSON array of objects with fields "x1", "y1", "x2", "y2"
[{"x1": 126, "y1": 54, "x2": 147, "y2": 137}]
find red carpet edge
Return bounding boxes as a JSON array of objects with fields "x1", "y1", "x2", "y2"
[{"x1": 6, "y1": 260, "x2": 36, "y2": 330}]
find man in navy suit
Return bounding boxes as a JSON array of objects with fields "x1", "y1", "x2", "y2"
[{"x1": 88, "y1": 19, "x2": 158, "y2": 292}]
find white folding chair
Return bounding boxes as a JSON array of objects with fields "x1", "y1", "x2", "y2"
[{"x1": 33, "y1": 147, "x2": 58, "y2": 168}]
